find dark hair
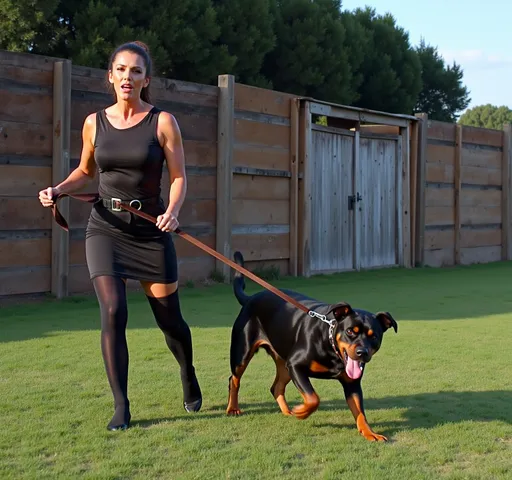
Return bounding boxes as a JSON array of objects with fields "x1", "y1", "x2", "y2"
[{"x1": 107, "y1": 40, "x2": 153, "y2": 103}]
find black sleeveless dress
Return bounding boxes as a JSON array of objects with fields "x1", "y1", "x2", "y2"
[{"x1": 85, "y1": 106, "x2": 178, "y2": 283}]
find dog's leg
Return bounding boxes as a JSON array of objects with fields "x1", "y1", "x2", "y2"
[
  {"x1": 270, "y1": 356, "x2": 292, "y2": 415},
  {"x1": 287, "y1": 364, "x2": 320, "y2": 420},
  {"x1": 226, "y1": 337, "x2": 268, "y2": 416},
  {"x1": 341, "y1": 379, "x2": 387, "y2": 442}
]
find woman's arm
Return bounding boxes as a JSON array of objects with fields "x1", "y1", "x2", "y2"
[
  {"x1": 39, "y1": 113, "x2": 97, "y2": 206},
  {"x1": 155, "y1": 112, "x2": 187, "y2": 232}
]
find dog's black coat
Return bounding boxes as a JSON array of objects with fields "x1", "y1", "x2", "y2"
[{"x1": 226, "y1": 251, "x2": 398, "y2": 441}]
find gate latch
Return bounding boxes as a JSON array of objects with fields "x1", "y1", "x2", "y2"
[{"x1": 348, "y1": 192, "x2": 362, "y2": 210}]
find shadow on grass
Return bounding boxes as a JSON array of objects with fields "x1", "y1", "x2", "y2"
[
  {"x1": 130, "y1": 390, "x2": 512, "y2": 438},
  {"x1": 2, "y1": 261, "x2": 512, "y2": 342}
]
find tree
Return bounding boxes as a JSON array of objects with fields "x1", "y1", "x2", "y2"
[
  {"x1": 348, "y1": 7, "x2": 422, "y2": 114},
  {"x1": 458, "y1": 104, "x2": 512, "y2": 130},
  {"x1": 0, "y1": 0, "x2": 65, "y2": 52},
  {"x1": 212, "y1": 0, "x2": 276, "y2": 88},
  {"x1": 414, "y1": 39, "x2": 470, "y2": 122},
  {"x1": 261, "y1": 0, "x2": 360, "y2": 105}
]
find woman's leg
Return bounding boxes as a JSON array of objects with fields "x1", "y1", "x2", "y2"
[
  {"x1": 141, "y1": 281, "x2": 202, "y2": 412},
  {"x1": 92, "y1": 275, "x2": 131, "y2": 430}
]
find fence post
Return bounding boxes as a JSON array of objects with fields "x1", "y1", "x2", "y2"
[
  {"x1": 502, "y1": 123, "x2": 512, "y2": 260},
  {"x1": 289, "y1": 98, "x2": 300, "y2": 276},
  {"x1": 216, "y1": 74, "x2": 234, "y2": 282},
  {"x1": 454, "y1": 124, "x2": 462, "y2": 265},
  {"x1": 51, "y1": 60, "x2": 71, "y2": 298},
  {"x1": 409, "y1": 119, "x2": 419, "y2": 267},
  {"x1": 414, "y1": 113, "x2": 428, "y2": 266}
]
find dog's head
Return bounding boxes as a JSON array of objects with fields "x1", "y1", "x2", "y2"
[{"x1": 327, "y1": 302, "x2": 398, "y2": 380}]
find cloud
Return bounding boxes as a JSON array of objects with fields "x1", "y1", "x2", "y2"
[{"x1": 439, "y1": 49, "x2": 512, "y2": 69}]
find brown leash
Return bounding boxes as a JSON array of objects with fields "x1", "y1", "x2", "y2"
[{"x1": 50, "y1": 193, "x2": 319, "y2": 317}]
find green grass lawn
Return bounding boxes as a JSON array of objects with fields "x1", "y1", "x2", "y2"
[{"x1": 1, "y1": 262, "x2": 511, "y2": 479}]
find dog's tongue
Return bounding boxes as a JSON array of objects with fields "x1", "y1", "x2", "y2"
[{"x1": 345, "y1": 357, "x2": 362, "y2": 379}]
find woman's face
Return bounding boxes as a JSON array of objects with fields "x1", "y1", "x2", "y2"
[{"x1": 109, "y1": 50, "x2": 149, "y2": 102}]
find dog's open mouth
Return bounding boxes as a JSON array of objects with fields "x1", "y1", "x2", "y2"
[{"x1": 343, "y1": 349, "x2": 364, "y2": 380}]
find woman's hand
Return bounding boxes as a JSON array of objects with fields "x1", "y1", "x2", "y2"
[
  {"x1": 38, "y1": 187, "x2": 59, "y2": 207},
  {"x1": 156, "y1": 211, "x2": 179, "y2": 232}
]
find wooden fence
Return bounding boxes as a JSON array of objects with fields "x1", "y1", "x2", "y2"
[
  {"x1": 0, "y1": 50, "x2": 297, "y2": 296},
  {"x1": 415, "y1": 117, "x2": 512, "y2": 267},
  {"x1": 1, "y1": 49, "x2": 511, "y2": 298}
]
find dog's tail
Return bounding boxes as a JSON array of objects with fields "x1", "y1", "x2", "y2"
[{"x1": 233, "y1": 251, "x2": 250, "y2": 306}]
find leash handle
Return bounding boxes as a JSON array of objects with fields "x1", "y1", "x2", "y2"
[{"x1": 50, "y1": 193, "x2": 311, "y2": 314}]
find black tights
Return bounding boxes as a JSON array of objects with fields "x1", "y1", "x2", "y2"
[{"x1": 92, "y1": 276, "x2": 201, "y2": 429}]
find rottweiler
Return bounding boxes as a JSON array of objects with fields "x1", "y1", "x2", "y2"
[{"x1": 226, "y1": 251, "x2": 398, "y2": 442}]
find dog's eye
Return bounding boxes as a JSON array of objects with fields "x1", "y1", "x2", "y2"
[{"x1": 346, "y1": 328, "x2": 356, "y2": 337}]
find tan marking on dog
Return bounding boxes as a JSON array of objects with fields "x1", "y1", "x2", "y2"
[
  {"x1": 346, "y1": 394, "x2": 387, "y2": 442},
  {"x1": 309, "y1": 360, "x2": 330, "y2": 373}
]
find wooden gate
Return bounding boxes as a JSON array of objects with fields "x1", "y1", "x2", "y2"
[{"x1": 306, "y1": 124, "x2": 404, "y2": 275}]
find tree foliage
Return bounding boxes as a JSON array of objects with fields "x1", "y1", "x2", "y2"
[
  {"x1": 458, "y1": 104, "x2": 512, "y2": 130},
  {"x1": 261, "y1": 0, "x2": 359, "y2": 105},
  {"x1": 414, "y1": 39, "x2": 470, "y2": 122},
  {"x1": 0, "y1": 0, "x2": 474, "y2": 121},
  {"x1": 348, "y1": 7, "x2": 422, "y2": 114}
]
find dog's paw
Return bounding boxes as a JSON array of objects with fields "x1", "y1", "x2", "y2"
[
  {"x1": 226, "y1": 408, "x2": 243, "y2": 416},
  {"x1": 361, "y1": 429, "x2": 388, "y2": 442},
  {"x1": 292, "y1": 403, "x2": 317, "y2": 420}
]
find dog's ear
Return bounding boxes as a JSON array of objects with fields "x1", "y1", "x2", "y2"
[
  {"x1": 376, "y1": 312, "x2": 398, "y2": 333},
  {"x1": 327, "y1": 302, "x2": 353, "y2": 319}
]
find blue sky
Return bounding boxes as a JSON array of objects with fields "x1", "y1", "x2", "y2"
[{"x1": 342, "y1": 0, "x2": 510, "y2": 112}]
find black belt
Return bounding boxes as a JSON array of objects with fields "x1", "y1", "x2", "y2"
[{"x1": 101, "y1": 197, "x2": 156, "y2": 212}]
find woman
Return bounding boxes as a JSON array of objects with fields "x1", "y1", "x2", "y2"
[{"x1": 39, "y1": 41, "x2": 202, "y2": 431}]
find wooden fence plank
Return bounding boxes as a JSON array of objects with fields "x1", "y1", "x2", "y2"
[
  {"x1": 52, "y1": 60, "x2": 71, "y2": 298},
  {"x1": 401, "y1": 125, "x2": 411, "y2": 267},
  {"x1": 232, "y1": 199, "x2": 289, "y2": 225},
  {"x1": 426, "y1": 163, "x2": 454, "y2": 183},
  {"x1": 415, "y1": 113, "x2": 428, "y2": 265},
  {"x1": 0, "y1": 266, "x2": 51, "y2": 295},
  {"x1": 460, "y1": 246, "x2": 502, "y2": 264},
  {"x1": 233, "y1": 145, "x2": 290, "y2": 171},
  {"x1": 290, "y1": 98, "x2": 299, "y2": 276},
  {"x1": 0, "y1": 237, "x2": 51, "y2": 267},
  {"x1": 0, "y1": 165, "x2": 51, "y2": 196},
  {"x1": 502, "y1": 124, "x2": 512, "y2": 260},
  {"x1": 462, "y1": 126, "x2": 503, "y2": 148},
  {"x1": 426, "y1": 143, "x2": 455, "y2": 164},
  {"x1": 234, "y1": 83, "x2": 292, "y2": 118},
  {"x1": 461, "y1": 166, "x2": 501, "y2": 186},
  {"x1": 232, "y1": 175, "x2": 289, "y2": 201},
  {"x1": 235, "y1": 119, "x2": 290, "y2": 149},
  {"x1": 0, "y1": 120, "x2": 52, "y2": 156},
  {"x1": 231, "y1": 233, "x2": 290, "y2": 261},
  {"x1": 216, "y1": 74, "x2": 234, "y2": 280},
  {"x1": 0, "y1": 92, "x2": 53, "y2": 125},
  {"x1": 0, "y1": 197, "x2": 51, "y2": 229},
  {"x1": 454, "y1": 125, "x2": 462, "y2": 264},
  {"x1": 460, "y1": 228, "x2": 502, "y2": 248}
]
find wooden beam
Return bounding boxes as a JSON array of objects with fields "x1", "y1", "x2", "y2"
[
  {"x1": 353, "y1": 127, "x2": 361, "y2": 271},
  {"x1": 502, "y1": 123, "x2": 512, "y2": 260},
  {"x1": 409, "y1": 120, "x2": 419, "y2": 267},
  {"x1": 454, "y1": 124, "x2": 463, "y2": 264},
  {"x1": 400, "y1": 125, "x2": 411, "y2": 267},
  {"x1": 309, "y1": 102, "x2": 411, "y2": 128},
  {"x1": 396, "y1": 134, "x2": 404, "y2": 267},
  {"x1": 51, "y1": 60, "x2": 71, "y2": 299},
  {"x1": 414, "y1": 113, "x2": 428, "y2": 266},
  {"x1": 216, "y1": 74, "x2": 234, "y2": 281},
  {"x1": 289, "y1": 98, "x2": 300, "y2": 276},
  {"x1": 298, "y1": 101, "x2": 312, "y2": 277}
]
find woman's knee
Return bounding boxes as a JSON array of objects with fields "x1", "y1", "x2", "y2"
[{"x1": 140, "y1": 280, "x2": 178, "y2": 298}]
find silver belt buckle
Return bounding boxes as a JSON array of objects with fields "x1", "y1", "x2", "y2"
[
  {"x1": 111, "y1": 198, "x2": 122, "y2": 212},
  {"x1": 129, "y1": 199, "x2": 142, "y2": 210}
]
